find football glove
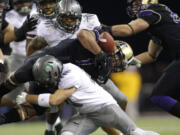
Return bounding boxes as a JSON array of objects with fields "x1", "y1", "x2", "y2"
[
  {"x1": 15, "y1": 14, "x2": 38, "y2": 41},
  {"x1": 16, "y1": 92, "x2": 27, "y2": 105},
  {"x1": 95, "y1": 51, "x2": 113, "y2": 84}
]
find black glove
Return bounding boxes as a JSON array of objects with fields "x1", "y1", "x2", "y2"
[
  {"x1": 100, "y1": 25, "x2": 112, "y2": 35},
  {"x1": 95, "y1": 51, "x2": 113, "y2": 84},
  {"x1": 15, "y1": 14, "x2": 38, "y2": 41}
]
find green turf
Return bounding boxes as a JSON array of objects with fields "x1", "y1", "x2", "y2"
[{"x1": 0, "y1": 116, "x2": 179, "y2": 135}]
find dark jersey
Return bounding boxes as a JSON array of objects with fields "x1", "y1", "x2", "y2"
[
  {"x1": 137, "y1": 4, "x2": 180, "y2": 58},
  {"x1": 15, "y1": 39, "x2": 98, "y2": 83}
]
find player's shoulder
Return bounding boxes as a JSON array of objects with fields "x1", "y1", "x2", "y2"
[
  {"x1": 63, "y1": 63, "x2": 79, "y2": 71},
  {"x1": 82, "y1": 13, "x2": 99, "y2": 20},
  {"x1": 62, "y1": 63, "x2": 81, "y2": 79}
]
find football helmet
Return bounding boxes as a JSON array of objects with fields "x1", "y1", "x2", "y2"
[
  {"x1": 55, "y1": 0, "x2": 82, "y2": 33},
  {"x1": 112, "y1": 41, "x2": 134, "y2": 72},
  {"x1": 13, "y1": 0, "x2": 33, "y2": 15},
  {"x1": 32, "y1": 55, "x2": 63, "y2": 89},
  {"x1": 127, "y1": 0, "x2": 158, "y2": 18},
  {"x1": 36, "y1": 0, "x2": 57, "y2": 19}
]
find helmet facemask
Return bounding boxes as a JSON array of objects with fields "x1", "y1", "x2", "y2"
[
  {"x1": 56, "y1": 13, "x2": 81, "y2": 33},
  {"x1": 55, "y1": 0, "x2": 82, "y2": 33},
  {"x1": 13, "y1": 0, "x2": 33, "y2": 16},
  {"x1": 37, "y1": 0, "x2": 57, "y2": 19}
]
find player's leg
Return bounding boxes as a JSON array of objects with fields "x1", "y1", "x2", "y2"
[
  {"x1": 100, "y1": 79, "x2": 128, "y2": 135},
  {"x1": 150, "y1": 60, "x2": 180, "y2": 118},
  {"x1": 93, "y1": 104, "x2": 159, "y2": 135},
  {"x1": 101, "y1": 79, "x2": 127, "y2": 110},
  {"x1": 61, "y1": 114, "x2": 98, "y2": 135},
  {"x1": 0, "y1": 104, "x2": 37, "y2": 125},
  {"x1": 101, "y1": 126, "x2": 121, "y2": 135},
  {"x1": 45, "y1": 108, "x2": 63, "y2": 135}
]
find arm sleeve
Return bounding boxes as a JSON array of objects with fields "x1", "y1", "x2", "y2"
[{"x1": 137, "y1": 10, "x2": 161, "y2": 25}]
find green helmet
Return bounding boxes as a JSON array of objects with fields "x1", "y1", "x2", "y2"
[{"x1": 32, "y1": 55, "x2": 63, "y2": 89}]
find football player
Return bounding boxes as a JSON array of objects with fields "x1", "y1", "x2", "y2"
[
  {"x1": 0, "y1": 0, "x2": 38, "y2": 76},
  {"x1": 0, "y1": 35, "x2": 139, "y2": 134},
  {"x1": 1, "y1": 0, "x2": 34, "y2": 106},
  {"x1": 15, "y1": 55, "x2": 159, "y2": 135},
  {"x1": 26, "y1": 0, "x2": 58, "y2": 45},
  {"x1": 101, "y1": 0, "x2": 180, "y2": 118},
  {"x1": 27, "y1": 1, "x2": 129, "y2": 134},
  {"x1": 26, "y1": 0, "x2": 101, "y2": 56}
]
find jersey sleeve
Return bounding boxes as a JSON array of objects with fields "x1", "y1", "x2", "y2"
[
  {"x1": 137, "y1": 9, "x2": 161, "y2": 25},
  {"x1": 80, "y1": 13, "x2": 101, "y2": 30}
]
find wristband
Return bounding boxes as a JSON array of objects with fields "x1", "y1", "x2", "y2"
[{"x1": 38, "y1": 93, "x2": 51, "y2": 107}]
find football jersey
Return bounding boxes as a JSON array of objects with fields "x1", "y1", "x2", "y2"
[
  {"x1": 137, "y1": 4, "x2": 180, "y2": 58},
  {"x1": 37, "y1": 13, "x2": 101, "y2": 47},
  {"x1": 58, "y1": 63, "x2": 118, "y2": 113}
]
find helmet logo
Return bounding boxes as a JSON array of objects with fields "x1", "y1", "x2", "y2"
[{"x1": 44, "y1": 63, "x2": 54, "y2": 74}]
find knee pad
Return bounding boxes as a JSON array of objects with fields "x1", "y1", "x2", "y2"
[{"x1": 61, "y1": 131, "x2": 74, "y2": 135}]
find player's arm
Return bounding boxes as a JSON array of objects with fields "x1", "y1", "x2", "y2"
[
  {"x1": 135, "y1": 40, "x2": 163, "y2": 64},
  {"x1": 111, "y1": 18, "x2": 149, "y2": 37},
  {"x1": 16, "y1": 87, "x2": 77, "y2": 107},
  {"x1": 77, "y1": 29, "x2": 101, "y2": 55},
  {"x1": 26, "y1": 36, "x2": 48, "y2": 56},
  {"x1": 0, "y1": 15, "x2": 38, "y2": 46}
]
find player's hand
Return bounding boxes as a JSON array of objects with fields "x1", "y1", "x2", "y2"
[
  {"x1": 15, "y1": 15, "x2": 38, "y2": 41},
  {"x1": 129, "y1": 57, "x2": 141, "y2": 68},
  {"x1": 16, "y1": 92, "x2": 27, "y2": 105},
  {"x1": 93, "y1": 25, "x2": 112, "y2": 35},
  {"x1": 100, "y1": 25, "x2": 112, "y2": 34},
  {"x1": 23, "y1": 14, "x2": 38, "y2": 32},
  {"x1": 95, "y1": 51, "x2": 113, "y2": 84}
]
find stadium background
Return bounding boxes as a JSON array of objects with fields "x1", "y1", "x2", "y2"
[{"x1": 0, "y1": 0, "x2": 180, "y2": 134}]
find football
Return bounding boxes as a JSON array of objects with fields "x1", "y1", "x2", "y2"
[{"x1": 98, "y1": 32, "x2": 115, "y2": 53}]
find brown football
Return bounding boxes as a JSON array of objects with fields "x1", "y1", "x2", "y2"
[{"x1": 98, "y1": 32, "x2": 115, "y2": 53}]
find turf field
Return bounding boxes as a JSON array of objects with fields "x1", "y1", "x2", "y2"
[{"x1": 0, "y1": 115, "x2": 179, "y2": 135}]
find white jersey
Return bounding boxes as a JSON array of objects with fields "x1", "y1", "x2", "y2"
[
  {"x1": 5, "y1": 10, "x2": 27, "y2": 56},
  {"x1": 58, "y1": 63, "x2": 118, "y2": 114},
  {"x1": 37, "y1": 13, "x2": 101, "y2": 47}
]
